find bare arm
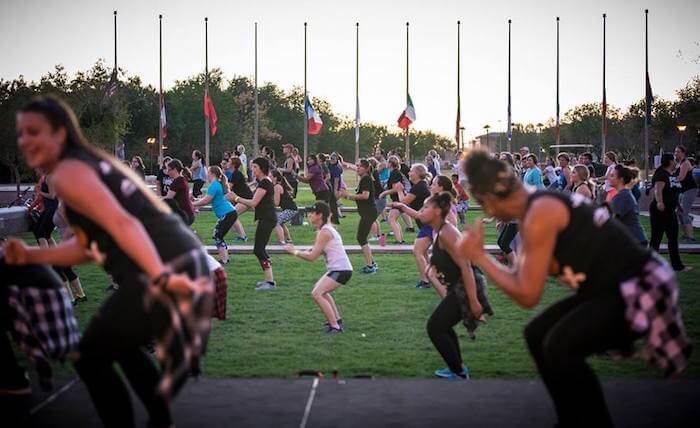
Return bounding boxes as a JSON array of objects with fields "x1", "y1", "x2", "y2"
[
  {"x1": 285, "y1": 228, "x2": 332, "y2": 261},
  {"x1": 234, "y1": 185, "x2": 267, "y2": 208},
  {"x1": 273, "y1": 184, "x2": 282, "y2": 207},
  {"x1": 461, "y1": 197, "x2": 568, "y2": 308},
  {"x1": 678, "y1": 161, "x2": 691, "y2": 182},
  {"x1": 441, "y1": 225, "x2": 480, "y2": 315},
  {"x1": 654, "y1": 181, "x2": 666, "y2": 210},
  {"x1": 51, "y1": 159, "x2": 168, "y2": 280},
  {"x1": 193, "y1": 194, "x2": 213, "y2": 207},
  {"x1": 4, "y1": 236, "x2": 90, "y2": 266}
]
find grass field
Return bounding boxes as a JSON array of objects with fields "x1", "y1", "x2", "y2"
[{"x1": 29, "y1": 185, "x2": 699, "y2": 380}]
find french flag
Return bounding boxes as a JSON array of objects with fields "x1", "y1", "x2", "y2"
[{"x1": 305, "y1": 96, "x2": 323, "y2": 135}]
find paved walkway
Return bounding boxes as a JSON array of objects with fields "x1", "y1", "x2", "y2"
[{"x1": 6, "y1": 377, "x2": 698, "y2": 427}]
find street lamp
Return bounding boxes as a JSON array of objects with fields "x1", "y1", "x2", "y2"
[
  {"x1": 484, "y1": 124, "x2": 491, "y2": 151},
  {"x1": 146, "y1": 137, "x2": 156, "y2": 174},
  {"x1": 677, "y1": 124, "x2": 687, "y2": 147}
]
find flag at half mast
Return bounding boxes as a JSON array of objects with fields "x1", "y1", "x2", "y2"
[{"x1": 398, "y1": 94, "x2": 416, "y2": 129}]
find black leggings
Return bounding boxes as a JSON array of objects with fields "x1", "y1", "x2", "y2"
[
  {"x1": 649, "y1": 204, "x2": 685, "y2": 271},
  {"x1": 254, "y1": 218, "x2": 276, "y2": 267},
  {"x1": 357, "y1": 212, "x2": 378, "y2": 246},
  {"x1": 52, "y1": 266, "x2": 78, "y2": 282},
  {"x1": 426, "y1": 291, "x2": 464, "y2": 375},
  {"x1": 497, "y1": 222, "x2": 518, "y2": 255},
  {"x1": 73, "y1": 252, "x2": 209, "y2": 428},
  {"x1": 524, "y1": 291, "x2": 638, "y2": 428},
  {"x1": 192, "y1": 179, "x2": 205, "y2": 198},
  {"x1": 213, "y1": 211, "x2": 238, "y2": 249}
]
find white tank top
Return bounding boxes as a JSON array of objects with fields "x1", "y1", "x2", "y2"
[{"x1": 322, "y1": 224, "x2": 353, "y2": 272}]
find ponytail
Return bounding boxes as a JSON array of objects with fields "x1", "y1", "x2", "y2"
[{"x1": 209, "y1": 166, "x2": 229, "y2": 193}]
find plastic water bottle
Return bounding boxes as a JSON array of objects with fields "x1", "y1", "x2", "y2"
[{"x1": 380, "y1": 233, "x2": 386, "y2": 247}]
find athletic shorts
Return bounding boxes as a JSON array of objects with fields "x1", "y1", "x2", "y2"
[
  {"x1": 276, "y1": 209, "x2": 297, "y2": 227},
  {"x1": 456, "y1": 200, "x2": 469, "y2": 213},
  {"x1": 375, "y1": 197, "x2": 387, "y2": 214},
  {"x1": 326, "y1": 270, "x2": 352, "y2": 285},
  {"x1": 416, "y1": 224, "x2": 433, "y2": 239}
]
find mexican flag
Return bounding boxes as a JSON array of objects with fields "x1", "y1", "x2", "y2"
[{"x1": 398, "y1": 94, "x2": 416, "y2": 129}]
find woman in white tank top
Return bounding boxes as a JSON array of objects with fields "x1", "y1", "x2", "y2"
[{"x1": 285, "y1": 201, "x2": 352, "y2": 334}]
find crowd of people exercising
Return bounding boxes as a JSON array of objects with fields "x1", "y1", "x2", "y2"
[{"x1": 1, "y1": 96, "x2": 694, "y2": 427}]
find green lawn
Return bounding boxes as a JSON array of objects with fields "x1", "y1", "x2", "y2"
[{"x1": 40, "y1": 197, "x2": 699, "y2": 380}]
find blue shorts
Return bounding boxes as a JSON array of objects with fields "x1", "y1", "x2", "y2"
[
  {"x1": 416, "y1": 224, "x2": 433, "y2": 239},
  {"x1": 326, "y1": 270, "x2": 352, "y2": 285}
]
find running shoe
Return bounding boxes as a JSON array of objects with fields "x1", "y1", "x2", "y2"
[
  {"x1": 324, "y1": 319, "x2": 345, "y2": 331},
  {"x1": 235, "y1": 236, "x2": 248, "y2": 242},
  {"x1": 219, "y1": 258, "x2": 230, "y2": 266},
  {"x1": 362, "y1": 264, "x2": 378, "y2": 274},
  {"x1": 387, "y1": 232, "x2": 395, "y2": 237},
  {"x1": 415, "y1": 280, "x2": 431, "y2": 289},
  {"x1": 434, "y1": 367, "x2": 469, "y2": 380},
  {"x1": 368, "y1": 235, "x2": 380, "y2": 242},
  {"x1": 325, "y1": 325, "x2": 343, "y2": 335},
  {"x1": 255, "y1": 281, "x2": 277, "y2": 291},
  {"x1": 76, "y1": 295, "x2": 88, "y2": 303}
]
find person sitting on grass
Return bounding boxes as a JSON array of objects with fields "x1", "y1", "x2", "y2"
[{"x1": 284, "y1": 201, "x2": 352, "y2": 334}]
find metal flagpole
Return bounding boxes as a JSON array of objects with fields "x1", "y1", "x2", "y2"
[
  {"x1": 405, "y1": 22, "x2": 410, "y2": 162},
  {"x1": 158, "y1": 14, "x2": 163, "y2": 164},
  {"x1": 644, "y1": 9, "x2": 650, "y2": 182},
  {"x1": 303, "y1": 22, "x2": 308, "y2": 174},
  {"x1": 204, "y1": 17, "x2": 210, "y2": 167},
  {"x1": 355, "y1": 22, "x2": 360, "y2": 163},
  {"x1": 254, "y1": 22, "x2": 259, "y2": 157},
  {"x1": 601, "y1": 13, "x2": 607, "y2": 157},
  {"x1": 457, "y1": 20, "x2": 461, "y2": 152},
  {"x1": 556, "y1": 17, "x2": 560, "y2": 146},
  {"x1": 507, "y1": 19, "x2": 512, "y2": 153},
  {"x1": 113, "y1": 10, "x2": 118, "y2": 158}
]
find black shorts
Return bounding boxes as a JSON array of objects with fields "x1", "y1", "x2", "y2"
[{"x1": 326, "y1": 270, "x2": 352, "y2": 285}]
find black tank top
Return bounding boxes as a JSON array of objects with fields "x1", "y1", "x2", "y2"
[
  {"x1": 62, "y1": 148, "x2": 201, "y2": 285},
  {"x1": 677, "y1": 161, "x2": 698, "y2": 192},
  {"x1": 528, "y1": 190, "x2": 651, "y2": 295},
  {"x1": 41, "y1": 178, "x2": 58, "y2": 211},
  {"x1": 430, "y1": 224, "x2": 462, "y2": 286},
  {"x1": 279, "y1": 186, "x2": 297, "y2": 211}
]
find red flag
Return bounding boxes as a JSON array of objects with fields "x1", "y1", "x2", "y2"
[{"x1": 204, "y1": 90, "x2": 218, "y2": 136}]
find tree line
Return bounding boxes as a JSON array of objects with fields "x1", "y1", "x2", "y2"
[{"x1": 1, "y1": 60, "x2": 698, "y2": 183}]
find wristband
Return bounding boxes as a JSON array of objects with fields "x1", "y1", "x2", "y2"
[{"x1": 152, "y1": 272, "x2": 171, "y2": 289}]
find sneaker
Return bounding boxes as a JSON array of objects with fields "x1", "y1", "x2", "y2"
[
  {"x1": 219, "y1": 258, "x2": 230, "y2": 266},
  {"x1": 105, "y1": 283, "x2": 118, "y2": 292},
  {"x1": 76, "y1": 295, "x2": 88, "y2": 303},
  {"x1": 434, "y1": 367, "x2": 469, "y2": 380},
  {"x1": 415, "y1": 280, "x2": 431, "y2": 289},
  {"x1": 681, "y1": 236, "x2": 696, "y2": 243},
  {"x1": 362, "y1": 264, "x2": 378, "y2": 274},
  {"x1": 325, "y1": 325, "x2": 342, "y2": 335},
  {"x1": 324, "y1": 319, "x2": 344, "y2": 331},
  {"x1": 387, "y1": 232, "x2": 395, "y2": 237},
  {"x1": 235, "y1": 236, "x2": 248, "y2": 242},
  {"x1": 255, "y1": 281, "x2": 277, "y2": 291},
  {"x1": 368, "y1": 235, "x2": 380, "y2": 242}
]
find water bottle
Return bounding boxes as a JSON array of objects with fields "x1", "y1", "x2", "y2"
[{"x1": 380, "y1": 233, "x2": 386, "y2": 247}]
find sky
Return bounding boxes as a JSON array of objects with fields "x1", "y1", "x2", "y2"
[{"x1": 1, "y1": 0, "x2": 699, "y2": 141}]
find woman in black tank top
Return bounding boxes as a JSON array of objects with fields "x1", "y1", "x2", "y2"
[
  {"x1": 459, "y1": 150, "x2": 691, "y2": 428},
  {"x1": 4, "y1": 97, "x2": 213, "y2": 428},
  {"x1": 415, "y1": 192, "x2": 487, "y2": 380}
]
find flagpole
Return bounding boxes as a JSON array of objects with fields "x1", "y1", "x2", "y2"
[
  {"x1": 556, "y1": 17, "x2": 560, "y2": 146},
  {"x1": 405, "y1": 22, "x2": 410, "y2": 162},
  {"x1": 204, "y1": 17, "x2": 210, "y2": 167},
  {"x1": 507, "y1": 19, "x2": 512, "y2": 153},
  {"x1": 643, "y1": 9, "x2": 650, "y2": 182},
  {"x1": 158, "y1": 14, "x2": 163, "y2": 165},
  {"x1": 113, "y1": 10, "x2": 118, "y2": 158},
  {"x1": 254, "y1": 22, "x2": 259, "y2": 157},
  {"x1": 355, "y1": 22, "x2": 360, "y2": 163},
  {"x1": 601, "y1": 13, "x2": 607, "y2": 157},
  {"x1": 456, "y1": 20, "x2": 461, "y2": 152},
  {"x1": 303, "y1": 22, "x2": 308, "y2": 175}
]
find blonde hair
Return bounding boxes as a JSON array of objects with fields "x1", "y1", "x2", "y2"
[{"x1": 208, "y1": 166, "x2": 230, "y2": 193}]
